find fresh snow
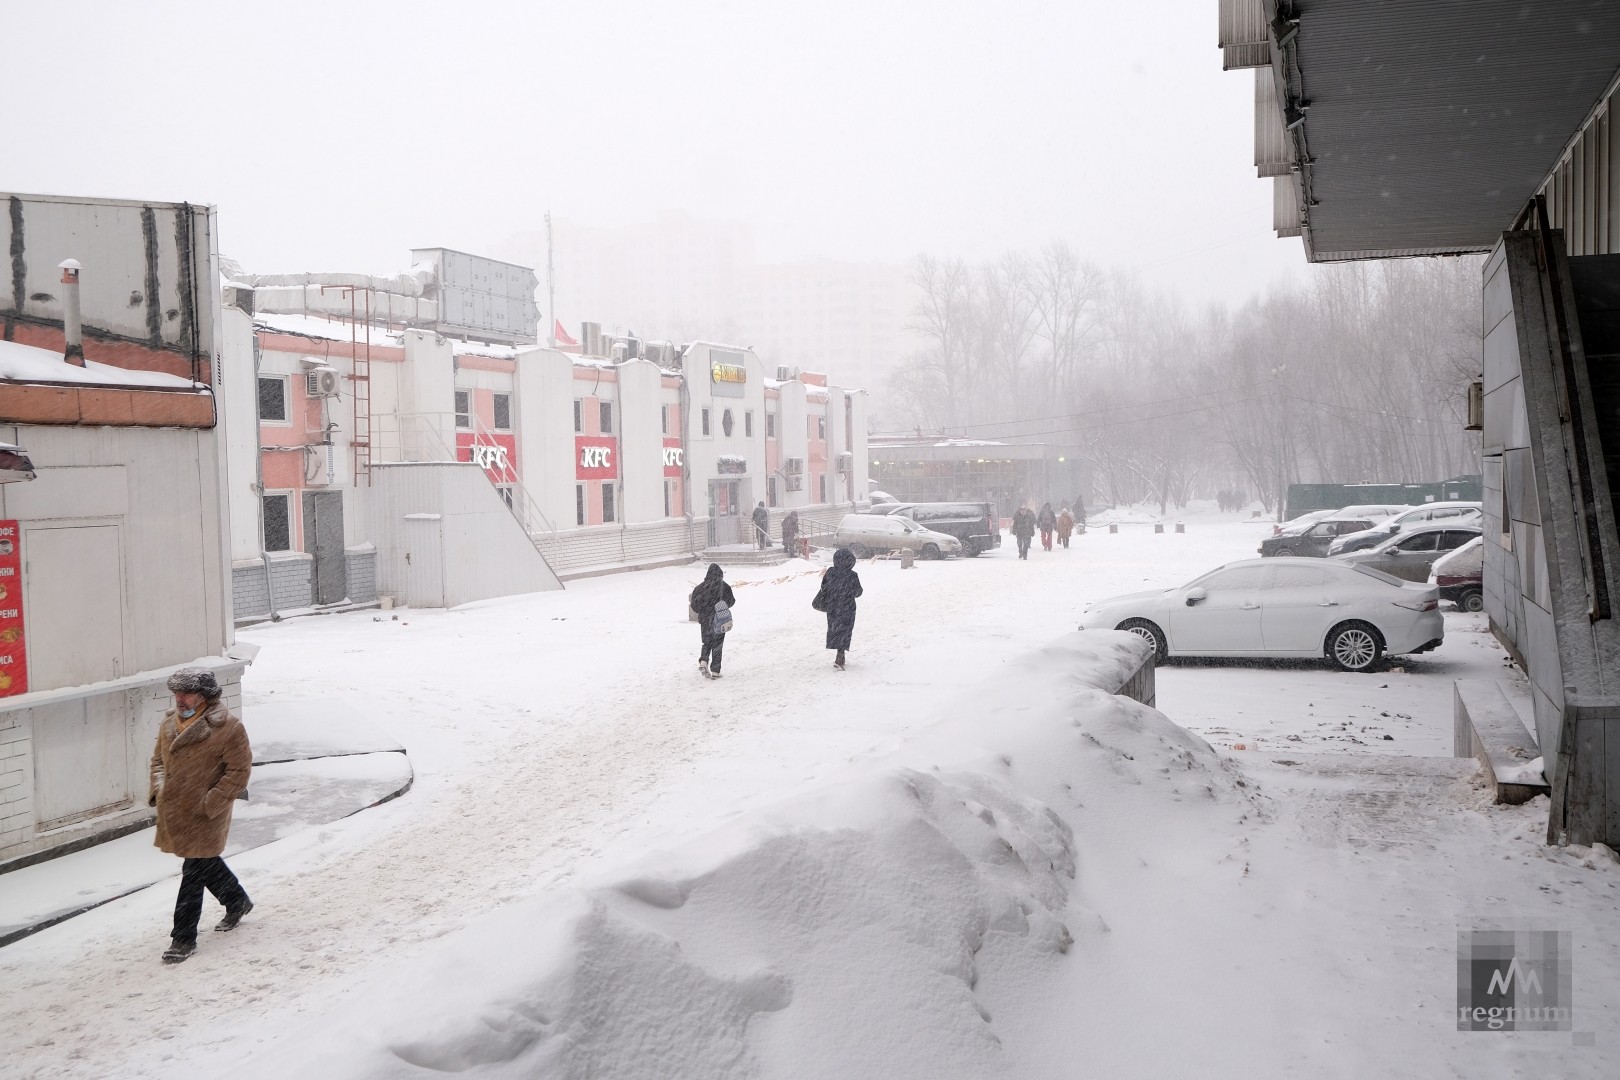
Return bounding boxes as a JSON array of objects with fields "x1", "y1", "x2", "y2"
[
  {"x1": 1, "y1": 510, "x2": 1615, "y2": 1077},
  {"x1": 0, "y1": 338, "x2": 202, "y2": 388}
]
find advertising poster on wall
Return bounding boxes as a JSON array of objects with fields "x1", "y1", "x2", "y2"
[
  {"x1": 0, "y1": 521, "x2": 26, "y2": 697},
  {"x1": 663, "y1": 438, "x2": 684, "y2": 478}
]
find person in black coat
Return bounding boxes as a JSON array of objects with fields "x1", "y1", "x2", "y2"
[
  {"x1": 751, "y1": 501, "x2": 770, "y2": 549},
  {"x1": 781, "y1": 509, "x2": 800, "y2": 558},
  {"x1": 815, "y1": 546, "x2": 864, "y2": 670},
  {"x1": 689, "y1": 563, "x2": 735, "y2": 679},
  {"x1": 1011, "y1": 505, "x2": 1037, "y2": 560}
]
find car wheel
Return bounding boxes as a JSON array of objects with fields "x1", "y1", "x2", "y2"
[
  {"x1": 921, "y1": 543, "x2": 940, "y2": 560},
  {"x1": 964, "y1": 544, "x2": 982, "y2": 557},
  {"x1": 1458, "y1": 587, "x2": 1484, "y2": 613},
  {"x1": 1117, "y1": 618, "x2": 1168, "y2": 663},
  {"x1": 849, "y1": 543, "x2": 871, "y2": 560},
  {"x1": 1274, "y1": 546, "x2": 1294, "y2": 558},
  {"x1": 1326, "y1": 621, "x2": 1383, "y2": 672}
]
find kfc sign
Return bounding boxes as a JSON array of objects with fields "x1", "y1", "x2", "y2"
[
  {"x1": 456, "y1": 432, "x2": 518, "y2": 484},
  {"x1": 576, "y1": 435, "x2": 618, "y2": 480},
  {"x1": 663, "y1": 438, "x2": 684, "y2": 478}
]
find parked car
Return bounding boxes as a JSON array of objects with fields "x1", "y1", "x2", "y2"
[
  {"x1": 1327, "y1": 501, "x2": 1483, "y2": 556},
  {"x1": 1429, "y1": 535, "x2": 1485, "y2": 611},
  {"x1": 1335, "y1": 523, "x2": 1482, "y2": 582},
  {"x1": 1076, "y1": 558, "x2": 1444, "y2": 672},
  {"x1": 834, "y1": 513, "x2": 963, "y2": 559},
  {"x1": 1257, "y1": 505, "x2": 1412, "y2": 558},
  {"x1": 1271, "y1": 508, "x2": 1338, "y2": 537},
  {"x1": 860, "y1": 501, "x2": 1000, "y2": 555}
]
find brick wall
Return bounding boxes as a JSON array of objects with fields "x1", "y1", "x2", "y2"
[
  {"x1": 0, "y1": 711, "x2": 32, "y2": 855},
  {"x1": 346, "y1": 548, "x2": 377, "y2": 604}
]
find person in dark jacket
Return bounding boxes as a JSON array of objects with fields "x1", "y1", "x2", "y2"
[
  {"x1": 751, "y1": 501, "x2": 770, "y2": 549},
  {"x1": 149, "y1": 667, "x2": 253, "y2": 965},
  {"x1": 815, "y1": 547, "x2": 864, "y2": 670},
  {"x1": 689, "y1": 563, "x2": 736, "y2": 679},
  {"x1": 781, "y1": 509, "x2": 800, "y2": 559},
  {"x1": 1011, "y1": 504, "x2": 1036, "y2": 560},
  {"x1": 1037, "y1": 502, "x2": 1057, "y2": 551}
]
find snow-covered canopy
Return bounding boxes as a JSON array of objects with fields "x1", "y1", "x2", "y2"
[{"x1": 0, "y1": 339, "x2": 202, "y2": 389}]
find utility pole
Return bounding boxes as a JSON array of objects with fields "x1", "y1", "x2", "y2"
[{"x1": 545, "y1": 210, "x2": 557, "y2": 348}]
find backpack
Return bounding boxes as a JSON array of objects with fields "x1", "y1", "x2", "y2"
[{"x1": 712, "y1": 600, "x2": 734, "y2": 635}]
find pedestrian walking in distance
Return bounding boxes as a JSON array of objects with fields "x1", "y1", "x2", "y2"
[
  {"x1": 1056, "y1": 507, "x2": 1075, "y2": 549},
  {"x1": 813, "y1": 546, "x2": 864, "y2": 670},
  {"x1": 1038, "y1": 502, "x2": 1057, "y2": 552},
  {"x1": 1012, "y1": 504, "x2": 1036, "y2": 560},
  {"x1": 781, "y1": 509, "x2": 800, "y2": 559},
  {"x1": 690, "y1": 563, "x2": 736, "y2": 679},
  {"x1": 149, "y1": 667, "x2": 253, "y2": 965},
  {"x1": 751, "y1": 501, "x2": 770, "y2": 549}
]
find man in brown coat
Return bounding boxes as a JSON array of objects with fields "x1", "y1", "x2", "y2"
[{"x1": 150, "y1": 668, "x2": 253, "y2": 964}]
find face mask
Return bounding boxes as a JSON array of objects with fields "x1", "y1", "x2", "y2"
[{"x1": 178, "y1": 706, "x2": 198, "y2": 719}]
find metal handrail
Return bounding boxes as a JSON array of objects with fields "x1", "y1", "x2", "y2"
[{"x1": 374, "y1": 411, "x2": 560, "y2": 557}]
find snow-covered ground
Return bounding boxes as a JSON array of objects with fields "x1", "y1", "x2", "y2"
[{"x1": 2, "y1": 511, "x2": 1615, "y2": 1077}]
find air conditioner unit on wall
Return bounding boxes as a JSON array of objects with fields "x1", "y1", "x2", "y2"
[
  {"x1": 784, "y1": 475, "x2": 803, "y2": 491},
  {"x1": 307, "y1": 367, "x2": 341, "y2": 398}
]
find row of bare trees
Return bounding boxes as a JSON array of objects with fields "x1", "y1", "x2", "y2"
[{"x1": 887, "y1": 242, "x2": 1483, "y2": 513}]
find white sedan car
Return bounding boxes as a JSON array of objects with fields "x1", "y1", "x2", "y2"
[{"x1": 1077, "y1": 558, "x2": 1444, "y2": 672}]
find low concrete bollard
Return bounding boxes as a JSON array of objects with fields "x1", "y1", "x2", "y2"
[
  {"x1": 900, "y1": 548, "x2": 916, "y2": 569},
  {"x1": 1175, "y1": 521, "x2": 1185, "y2": 534},
  {"x1": 1108, "y1": 523, "x2": 1119, "y2": 534},
  {"x1": 1154, "y1": 523, "x2": 1164, "y2": 534}
]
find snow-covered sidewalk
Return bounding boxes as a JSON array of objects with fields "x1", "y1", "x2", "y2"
[{"x1": 2, "y1": 514, "x2": 1615, "y2": 1077}]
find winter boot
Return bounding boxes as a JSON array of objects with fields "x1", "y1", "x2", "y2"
[
  {"x1": 710, "y1": 670, "x2": 723, "y2": 679},
  {"x1": 162, "y1": 939, "x2": 197, "y2": 965},
  {"x1": 834, "y1": 650, "x2": 846, "y2": 671},
  {"x1": 215, "y1": 898, "x2": 254, "y2": 932},
  {"x1": 699, "y1": 660, "x2": 711, "y2": 678}
]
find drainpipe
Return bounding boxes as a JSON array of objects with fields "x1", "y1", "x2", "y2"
[
  {"x1": 251, "y1": 335, "x2": 281, "y2": 621},
  {"x1": 58, "y1": 259, "x2": 84, "y2": 366}
]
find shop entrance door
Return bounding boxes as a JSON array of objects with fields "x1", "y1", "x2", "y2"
[
  {"x1": 708, "y1": 479, "x2": 744, "y2": 545},
  {"x1": 303, "y1": 490, "x2": 348, "y2": 605}
]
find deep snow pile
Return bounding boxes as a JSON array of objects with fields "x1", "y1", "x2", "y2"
[{"x1": 234, "y1": 632, "x2": 1254, "y2": 1079}]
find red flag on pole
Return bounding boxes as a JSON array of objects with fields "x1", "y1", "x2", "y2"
[{"x1": 553, "y1": 320, "x2": 579, "y2": 347}]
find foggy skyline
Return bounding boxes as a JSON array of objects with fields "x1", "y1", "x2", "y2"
[{"x1": 4, "y1": 0, "x2": 1306, "y2": 310}]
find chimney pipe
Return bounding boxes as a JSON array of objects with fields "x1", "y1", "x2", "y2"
[{"x1": 59, "y1": 259, "x2": 84, "y2": 367}]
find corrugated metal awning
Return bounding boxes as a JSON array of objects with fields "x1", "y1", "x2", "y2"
[
  {"x1": 1218, "y1": 0, "x2": 1270, "y2": 70},
  {"x1": 1254, "y1": 68, "x2": 1290, "y2": 178},
  {"x1": 1222, "y1": 0, "x2": 1620, "y2": 261}
]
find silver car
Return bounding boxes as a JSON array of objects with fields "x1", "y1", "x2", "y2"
[
  {"x1": 834, "y1": 513, "x2": 963, "y2": 559},
  {"x1": 1334, "y1": 523, "x2": 1482, "y2": 582},
  {"x1": 1327, "y1": 502, "x2": 1483, "y2": 556}
]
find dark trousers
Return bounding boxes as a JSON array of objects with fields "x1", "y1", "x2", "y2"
[
  {"x1": 755, "y1": 523, "x2": 769, "y2": 549},
  {"x1": 700, "y1": 630, "x2": 726, "y2": 673},
  {"x1": 172, "y1": 856, "x2": 249, "y2": 944},
  {"x1": 1017, "y1": 536, "x2": 1031, "y2": 558}
]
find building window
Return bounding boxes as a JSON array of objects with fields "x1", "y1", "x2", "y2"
[
  {"x1": 257, "y1": 376, "x2": 288, "y2": 423},
  {"x1": 816, "y1": 416, "x2": 827, "y2": 440},
  {"x1": 701, "y1": 407, "x2": 711, "y2": 436},
  {"x1": 664, "y1": 479, "x2": 674, "y2": 518},
  {"x1": 602, "y1": 481, "x2": 616, "y2": 523},
  {"x1": 722, "y1": 408, "x2": 735, "y2": 437},
  {"x1": 818, "y1": 474, "x2": 827, "y2": 502},
  {"x1": 745, "y1": 410, "x2": 754, "y2": 438},
  {"x1": 262, "y1": 493, "x2": 292, "y2": 551},
  {"x1": 661, "y1": 404, "x2": 669, "y2": 435},
  {"x1": 576, "y1": 484, "x2": 586, "y2": 526},
  {"x1": 766, "y1": 412, "x2": 777, "y2": 438},
  {"x1": 574, "y1": 399, "x2": 584, "y2": 433},
  {"x1": 600, "y1": 401, "x2": 614, "y2": 434},
  {"x1": 768, "y1": 477, "x2": 778, "y2": 507},
  {"x1": 454, "y1": 390, "x2": 471, "y2": 429},
  {"x1": 493, "y1": 392, "x2": 512, "y2": 431},
  {"x1": 497, "y1": 485, "x2": 515, "y2": 510}
]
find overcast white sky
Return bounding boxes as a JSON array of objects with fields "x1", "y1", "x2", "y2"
[{"x1": 4, "y1": 0, "x2": 1306, "y2": 308}]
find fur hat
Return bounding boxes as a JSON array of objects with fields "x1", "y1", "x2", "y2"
[{"x1": 166, "y1": 667, "x2": 222, "y2": 699}]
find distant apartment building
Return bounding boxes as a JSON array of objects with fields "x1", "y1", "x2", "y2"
[{"x1": 495, "y1": 212, "x2": 919, "y2": 403}]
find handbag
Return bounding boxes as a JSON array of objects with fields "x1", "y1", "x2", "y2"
[{"x1": 811, "y1": 585, "x2": 828, "y2": 613}]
